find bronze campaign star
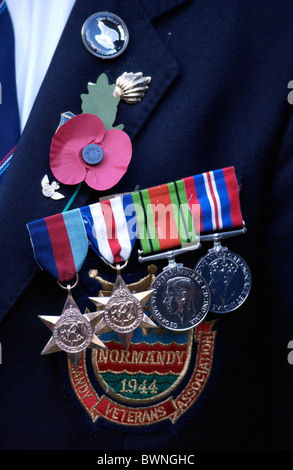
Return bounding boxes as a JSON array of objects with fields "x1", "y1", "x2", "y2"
[
  {"x1": 39, "y1": 290, "x2": 107, "y2": 369},
  {"x1": 89, "y1": 274, "x2": 157, "y2": 349}
]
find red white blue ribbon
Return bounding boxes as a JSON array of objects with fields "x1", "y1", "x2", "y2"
[
  {"x1": 81, "y1": 193, "x2": 137, "y2": 265},
  {"x1": 182, "y1": 166, "x2": 243, "y2": 233},
  {"x1": 27, "y1": 209, "x2": 88, "y2": 282}
]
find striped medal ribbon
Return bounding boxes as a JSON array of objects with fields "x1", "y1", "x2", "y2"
[
  {"x1": 132, "y1": 166, "x2": 243, "y2": 256},
  {"x1": 80, "y1": 193, "x2": 137, "y2": 266},
  {"x1": 27, "y1": 209, "x2": 88, "y2": 282},
  {"x1": 27, "y1": 209, "x2": 106, "y2": 367}
]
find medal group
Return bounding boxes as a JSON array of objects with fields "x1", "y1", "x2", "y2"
[
  {"x1": 28, "y1": 166, "x2": 251, "y2": 368},
  {"x1": 27, "y1": 12, "x2": 252, "y2": 426}
]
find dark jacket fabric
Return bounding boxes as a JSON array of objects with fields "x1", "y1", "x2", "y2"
[{"x1": 1, "y1": 0, "x2": 293, "y2": 452}]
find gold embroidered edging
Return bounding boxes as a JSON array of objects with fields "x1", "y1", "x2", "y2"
[{"x1": 67, "y1": 320, "x2": 217, "y2": 426}]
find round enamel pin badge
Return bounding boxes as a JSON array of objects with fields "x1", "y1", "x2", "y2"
[{"x1": 81, "y1": 12, "x2": 129, "y2": 59}]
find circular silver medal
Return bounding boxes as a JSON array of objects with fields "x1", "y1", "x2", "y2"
[
  {"x1": 81, "y1": 12, "x2": 129, "y2": 59},
  {"x1": 149, "y1": 265, "x2": 210, "y2": 331},
  {"x1": 53, "y1": 305, "x2": 93, "y2": 354},
  {"x1": 195, "y1": 247, "x2": 251, "y2": 313}
]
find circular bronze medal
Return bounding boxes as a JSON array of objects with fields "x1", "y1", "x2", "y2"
[
  {"x1": 149, "y1": 265, "x2": 210, "y2": 331},
  {"x1": 195, "y1": 247, "x2": 251, "y2": 313}
]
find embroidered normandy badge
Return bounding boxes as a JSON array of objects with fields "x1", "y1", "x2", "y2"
[{"x1": 66, "y1": 267, "x2": 217, "y2": 430}]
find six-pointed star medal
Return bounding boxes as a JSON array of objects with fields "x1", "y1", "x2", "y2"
[
  {"x1": 89, "y1": 274, "x2": 157, "y2": 349},
  {"x1": 39, "y1": 291, "x2": 107, "y2": 369}
]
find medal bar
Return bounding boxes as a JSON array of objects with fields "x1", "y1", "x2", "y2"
[
  {"x1": 133, "y1": 166, "x2": 250, "y2": 328},
  {"x1": 28, "y1": 166, "x2": 251, "y2": 352}
]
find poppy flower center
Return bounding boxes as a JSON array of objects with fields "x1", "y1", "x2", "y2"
[{"x1": 82, "y1": 144, "x2": 104, "y2": 165}]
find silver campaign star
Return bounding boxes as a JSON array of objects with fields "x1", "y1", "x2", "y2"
[
  {"x1": 89, "y1": 274, "x2": 157, "y2": 349},
  {"x1": 39, "y1": 291, "x2": 107, "y2": 369}
]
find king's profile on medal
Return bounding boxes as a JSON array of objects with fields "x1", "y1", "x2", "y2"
[{"x1": 163, "y1": 276, "x2": 201, "y2": 326}]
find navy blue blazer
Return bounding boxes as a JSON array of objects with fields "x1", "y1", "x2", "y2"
[{"x1": 1, "y1": 0, "x2": 293, "y2": 452}]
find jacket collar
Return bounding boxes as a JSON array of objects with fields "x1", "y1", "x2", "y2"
[{"x1": 0, "y1": 0, "x2": 189, "y2": 321}]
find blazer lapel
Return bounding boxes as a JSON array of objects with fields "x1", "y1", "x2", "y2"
[{"x1": 0, "y1": 0, "x2": 188, "y2": 321}]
